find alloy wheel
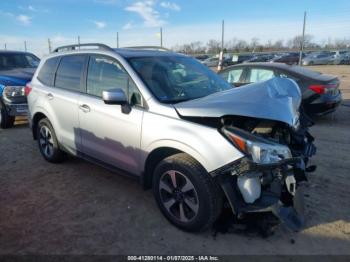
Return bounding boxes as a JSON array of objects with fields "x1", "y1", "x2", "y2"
[
  {"x1": 39, "y1": 125, "x2": 54, "y2": 158},
  {"x1": 159, "y1": 170, "x2": 199, "y2": 223}
]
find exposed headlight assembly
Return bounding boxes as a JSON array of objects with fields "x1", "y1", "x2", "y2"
[
  {"x1": 3, "y1": 86, "x2": 25, "y2": 98},
  {"x1": 223, "y1": 127, "x2": 292, "y2": 164}
]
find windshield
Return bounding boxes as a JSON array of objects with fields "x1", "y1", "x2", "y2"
[
  {"x1": 0, "y1": 53, "x2": 40, "y2": 70},
  {"x1": 128, "y1": 55, "x2": 232, "y2": 103}
]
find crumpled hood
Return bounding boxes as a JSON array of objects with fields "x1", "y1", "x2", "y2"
[
  {"x1": 174, "y1": 77, "x2": 301, "y2": 127},
  {"x1": 0, "y1": 68, "x2": 35, "y2": 86}
]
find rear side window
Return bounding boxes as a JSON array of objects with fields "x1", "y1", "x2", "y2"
[
  {"x1": 248, "y1": 68, "x2": 275, "y2": 83},
  {"x1": 220, "y1": 68, "x2": 244, "y2": 84},
  {"x1": 55, "y1": 55, "x2": 86, "y2": 91},
  {"x1": 37, "y1": 57, "x2": 60, "y2": 86}
]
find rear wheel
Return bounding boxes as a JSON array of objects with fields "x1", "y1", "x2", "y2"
[
  {"x1": 0, "y1": 101, "x2": 15, "y2": 129},
  {"x1": 36, "y1": 118, "x2": 65, "y2": 163},
  {"x1": 153, "y1": 153, "x2": 223, "y2": 232}
]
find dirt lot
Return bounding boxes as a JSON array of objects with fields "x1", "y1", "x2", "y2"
[{"x1": 0, "y1": 65, "x2": 349, "y2": 255}]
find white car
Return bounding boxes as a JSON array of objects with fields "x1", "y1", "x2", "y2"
[{"x1": 26, "y1": 43, "x2": 316, "y2": 232}]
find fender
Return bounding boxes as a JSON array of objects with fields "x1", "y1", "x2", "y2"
[
  {"x1": 31, "y1": 106, "x2": 57, "y2": 135},
  {"x1": 142, "y1": 139, "x2": 209, "y2": 173}
]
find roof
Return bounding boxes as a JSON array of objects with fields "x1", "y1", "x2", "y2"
[
  {"x1": 223, "y1": 62, "x2": 294, "y2": 70},
  {"x1": 50, "y1": 43, "x2": 182, "y2": 59},
  {"x1": 114, "y1": 48, "x2": 183, "y2": 58}
]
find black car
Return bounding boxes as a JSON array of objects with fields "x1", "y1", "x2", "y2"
[
  {"x1": 218, "y1": 63, "x2": 342, "y2": 116},
  {"x1": 232, "y1": 53, "x2": 256, "y2": 64},
  {"x1": 243, "y1": 54, "x2": 276, "y2": 63},
  {"x1": 269, "y1": 52, "x2": 304, "y2": 65},
  {"x1": 0, "y1": 50, "x2": 39, "y2": 128},
  {"x1": 194, "y1": 54, "x2": 209, "y2": 61}
]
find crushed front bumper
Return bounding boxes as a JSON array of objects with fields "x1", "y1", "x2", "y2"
[{"x1": 214, "y1": 156, "x2": 312, "y2": 231}]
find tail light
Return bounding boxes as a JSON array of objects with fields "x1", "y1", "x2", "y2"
[
  {"x1": 309, "y1": 85, "x2": 326, "y2": 94},
  {"x1": 309, "y1": 83, "x2": 338, "y2": 95},
  {"x1": 25, "y1": 83, "x2": 32, "y2": 96}
]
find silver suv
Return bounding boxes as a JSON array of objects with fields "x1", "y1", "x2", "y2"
[{"x1": 27, "y1": 44, "x2": 316, "y2": 232}]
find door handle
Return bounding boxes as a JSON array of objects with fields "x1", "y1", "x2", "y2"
[
  {"x1": 47, "y1": 93, "x2": 54, "y2": 100},
  {"x1": 79, "y1": 104, "x2": 91, "y2": 113}
]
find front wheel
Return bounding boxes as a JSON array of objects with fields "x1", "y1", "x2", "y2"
[
  {"x1": 153, "y1": 153, "x2": 223, "y2": 232},
  {"x1": 36, "y1": 118, "x2": 65, "y2": 163}
]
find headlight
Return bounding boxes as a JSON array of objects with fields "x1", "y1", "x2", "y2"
[
  {"x1": 3, "y1": 86, "x2": 25, "y2": 98},
  {"x1": 223, "y1": 127, "x2": 292, "y2": 164},
  {"x1": 246, "y1": 140, "x2": 291, "y2": 164}
]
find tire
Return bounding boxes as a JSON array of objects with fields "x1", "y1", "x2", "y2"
[
  {"x1": 36, "y1": 118, "x2": 65, "y2": 163},
  {"x1": 152, "y1": 153, "x2": 223, "y2": 232},
  {"x1": 0, "y1": 101, "x2": 15, "y2": 129}
]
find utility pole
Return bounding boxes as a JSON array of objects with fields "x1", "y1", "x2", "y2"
[
  {"x1": 218, "y1": 20, "x2": 225, "y2": 71},
  {"x1": 24, "y1": 41, "x2": 27, "y2": 52},
  {"x1": 221, "y1": 19, "x2": 225, "y2": 52},
  {"x1": 117, "y1": 32, "x2": 119, "y2": 48},
  {"x1": 299, "y1": 11, "x2": 307, "y2": 66},
  {"x1": 78, "y1": 36, "x2": 81, "y2": 49},
  {"x1": 48, "y1": 38, "x2": 52, "y2": 53},
  {"x1": 160, "y1": 27, "x2": 163, "y2": 47}
]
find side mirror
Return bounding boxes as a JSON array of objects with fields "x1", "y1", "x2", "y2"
[
  {"x1": 102, "y1": 88, "x2": 132, "y2": 114},
  {"x1": 102, "y1": 88, "x2": 128, "y2": 105}
]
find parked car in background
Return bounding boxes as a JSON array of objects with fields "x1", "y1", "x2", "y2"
[
  {"x1": 243, "y1": 53, "x2": 276, "y2": 63},
  {"x1": 0, "y1": 50, "x2": 40, "y2": 128},
  {"x1": 27, "y1": 43, "x2": 316, "y2": 232},
  {"x1": 218, "y1": 62, "x2": 342, "y2": 116},
  {"x1": 269, "y1": 52, "x2": 302, "y2": 65},
  {"x1": 302, "y1": 52, "x2": 333, "y2": 65},
  {"x1": 231, "y1": 53, "x2": 256, "y2": 64},
  {"x1": 202, "y1": 55, "x2": 232, "y2": 67},
  {"x1": 328, "y1": 50, "x2": 350, "y2": 65},
  {"x1": 201, "y1": 56, "x2": 219, "y2": 67},
  {"x1": 194, "y1": 54, "x2": 209, "y2": 61}
]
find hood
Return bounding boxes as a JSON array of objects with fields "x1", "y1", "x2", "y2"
[
  {"x1": 0, "y1": 67, "x2": 35, "y2": 86},
  {"x1": 174, "y1": 77, "x2": 301, "y2": 127}
]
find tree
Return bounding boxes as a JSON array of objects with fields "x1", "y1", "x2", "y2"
[
  {"x1": 272, "y1": 40, "x2": 284, "y2": 50},
  {"x1": 206, "y1": 39, "x2": 221, "y2": 54},
  {"x1": 250, "y1": 37, "x2": 259, "y2": 52},
  {"x1": 235, "y1": 40, "x2": 248, "y2": 51},
  {"x1": 288, "y1": 34, "x2": 314, "y2": 49}
]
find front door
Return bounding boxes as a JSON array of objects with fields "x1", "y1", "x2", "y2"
[{"x1": 78, "y1": 54, "x2": 144, "y2": 174}]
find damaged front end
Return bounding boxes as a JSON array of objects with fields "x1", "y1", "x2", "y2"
[
  {"x1": 212, "y1": 115, "x2": 316, "y2": 231},
  {"x1": 175, "y1": 78, "x2": 317, "y2": 231}
]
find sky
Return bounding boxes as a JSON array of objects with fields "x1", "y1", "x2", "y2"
[{"x1": 0, "y1": 0, "x2": 350, "y2": 56}]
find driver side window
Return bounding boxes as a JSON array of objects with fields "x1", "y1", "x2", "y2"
[{"x1": 87, "y1": 55, "x2": 143, "y2": 106}]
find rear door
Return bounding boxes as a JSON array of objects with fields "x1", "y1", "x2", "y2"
[
  {"x1": 41, "y1": 54, "x2": 87, "y2": 154},
  {"x1": 78, "y1": 54, "x2": 144, "y2": 174}
]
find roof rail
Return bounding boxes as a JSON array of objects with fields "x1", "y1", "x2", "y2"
[
  {"x1": 123, "y1": 46, "x2": 170, "y2": 52},
  {"x1": 52, "y1": 43, "x2": 114, "y2": 53}
]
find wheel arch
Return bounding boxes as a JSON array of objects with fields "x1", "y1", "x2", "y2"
[
  {"x1": 32, "y1": 111, "x2": 48, "y2": 140},
  {"x1": 142, "y1": 145, "x2": 208, "y2": 190}
]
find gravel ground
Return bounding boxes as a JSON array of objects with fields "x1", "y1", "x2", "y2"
[{"x1": 0, "y1": 65, "x2": 349, "y2": 255}]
